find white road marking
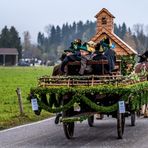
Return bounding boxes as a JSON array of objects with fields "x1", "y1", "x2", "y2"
[{"x1": 0, "y1": 117, "x2": 55, "y2": 133}]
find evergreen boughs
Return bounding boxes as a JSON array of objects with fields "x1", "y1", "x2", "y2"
[
  {"x1": 29, "y1": 81, "x2": 148, "y2": 116},
  {"x1": 121, "y1": 55, "x2": 136, "y2": 75}
]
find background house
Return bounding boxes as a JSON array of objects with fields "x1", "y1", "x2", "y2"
[{"x1": 0, "y1": 48, "x2": 18, "y2": 66}]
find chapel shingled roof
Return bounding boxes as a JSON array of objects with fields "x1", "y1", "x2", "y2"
[
  {"x1": 95, "y1": 8, "x2": 115, "y2": 18},
  {"x1": 91, "y1": 28, "x2": 137, "y2": 55}
]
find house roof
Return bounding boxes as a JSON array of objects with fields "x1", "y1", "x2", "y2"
[
  {"x1": 95, "y1": 8, "x2": 115, "y2": 18},
  {"x1": 90, "y1": 28, "x2": 137, "y2": 55},
  {"x1": 0, "y1": 48, "x2": 18, "y2": 55}
]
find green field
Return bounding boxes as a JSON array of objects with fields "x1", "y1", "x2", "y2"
[{"x1": 0, "y1": 66, "x2": 53, "y2": 130}]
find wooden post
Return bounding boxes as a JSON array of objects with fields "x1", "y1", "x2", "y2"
[
  {"x1": 91, "y1": 75, "x2": 94, "y2": 86},
  {"x1": 16, "y1": 88, "x2": 24, "y2": 115}
]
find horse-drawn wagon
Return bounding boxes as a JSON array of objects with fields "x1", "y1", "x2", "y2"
[
  {"x1": 28, "y1": 59, "x2": 148, "y2": 139},
  {"x1": 28, "y1": 8, "x2": 148, "y2": 140}
]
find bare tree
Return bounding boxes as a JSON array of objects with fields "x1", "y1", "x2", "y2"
[
  {"x1": 145, "y1": 25, "x2": 148, "y2": 37},
  {"x1": 123, "y1": 32, "x2": 136, "y2": 50},
  {"x1": 133, "y1": 24, "x2": 144, "y2": 36},
  {"x1": 23, "y1": 31, "x2": 31, "y2": 50}
]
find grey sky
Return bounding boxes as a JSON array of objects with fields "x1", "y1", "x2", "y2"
[{"x1": 0, "y1": 0, "x2": 148, "y2": 42}]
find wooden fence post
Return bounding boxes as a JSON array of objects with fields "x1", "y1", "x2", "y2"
[{"x1": 16, "y1": 87, "x2": 24, "y2": 115}]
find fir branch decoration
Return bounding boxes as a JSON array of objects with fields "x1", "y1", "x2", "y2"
[{"x1": 29, "y1": 81, "x2": 148, "y2": 116}]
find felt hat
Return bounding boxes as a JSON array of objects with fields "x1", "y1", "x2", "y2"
[
  {"x1": 86, "y1": 41, "x2": 96, "y2": 53},
  {"x1": 95, "y1": 43, "x2": 104, "y2": 54},
  {"x1": 79, "y1": 44, "x2": 88, "y2": 52},
  {"x1": 99, "y1": 45, "x2": 104, "y2": 53},
  {"x1": 87, "y1": 41, "x2": 97, "y2": 47}
]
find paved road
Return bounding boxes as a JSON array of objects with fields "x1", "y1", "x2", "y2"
[{"x1": 0, "y1": 116, "x2": 148, "y2": 148}]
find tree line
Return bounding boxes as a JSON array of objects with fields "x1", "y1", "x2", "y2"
[
  {"x1": 37, "y1": 21, "x2": 148, "y2": 62},
  {"x1": 0, "y1": 26, "x2": 22, "y2": 59},
  {"x1": 0, "y1": 21, "x2": 148, "y2": 62}
]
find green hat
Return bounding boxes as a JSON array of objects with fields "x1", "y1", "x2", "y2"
[{"x1": 79, "y1": 45, "x2": 88, "y2": 52}]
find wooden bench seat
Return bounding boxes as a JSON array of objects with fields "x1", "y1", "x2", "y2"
[
  {"x1": 67, "y1": 60, "x2": 108, "y2": 65},
  {"x1": 67, "y1": 60, "x2": 121, "y2": 75}
]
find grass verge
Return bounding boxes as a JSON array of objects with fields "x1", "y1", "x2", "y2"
[{"x1": 0, "y1": 66, "x2": 54, "y2": 130}]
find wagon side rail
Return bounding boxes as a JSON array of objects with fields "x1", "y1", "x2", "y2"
[{"x1": 38, "y1": 74, "x2": 147, "y2": 87}]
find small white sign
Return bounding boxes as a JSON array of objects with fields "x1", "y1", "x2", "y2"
[
  {"x1": 31, "y1": 98, "x2": 38, "y2": 111},
  {"x1": 118, "y1": 101, "x2": 125, "y2": 113}
]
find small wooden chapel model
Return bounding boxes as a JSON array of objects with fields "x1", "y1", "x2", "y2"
[{"x1": 90, "y1": 8, "x2": 137, "y2": 56}]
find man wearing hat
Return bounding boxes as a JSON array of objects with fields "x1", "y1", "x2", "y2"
[
  {"x1": 92, "y1": 43, "x2": 109, "y2": 75},
  {"x1": 61, "y1": 46, "x2": 75, "y2": 73},
  {"x1": 94, "y1": 37, "x2": 116, "y2": 74},
  {"x1": 103, "y1": 38, "x2": 116, "y2": 73},
  {"x1": 78, "y1": 43, "x2": 93, "y2": 75},
  {"x1": 61, "y1": 40, "x2": 81, "y2": 73}
]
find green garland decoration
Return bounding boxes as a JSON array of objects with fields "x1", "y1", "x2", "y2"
[
  {"x1": 120, "y1": 55, "x2": 136, "y2": 75},
  {"x1": 37, "y1": 93, "x2": 118, "y2": 114},
  {"x1": 78, "y1": 94, "x2": 118, "y2": 113},
  {"x1": 29, "y1": 81, "x2": 148, "y2": 115},
  {"x1": 38, "y1": 94, "x2": 79, "y2": 113}
]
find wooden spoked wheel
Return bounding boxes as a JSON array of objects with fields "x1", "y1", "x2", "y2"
[
  {"x1": 131, "y1": 111, "x2": 136, "y2": 126},
  {"x1": 62, "y1": 95, "x2": 75, "y2": 139},
  {"x1": 88, "y1": 115, "x2": 94, "y2": 127},
  {"x1": 63, "y1": 122, "x2": 75, "y2": 139},
  {"x1": 117, "y1": 112, "x2": 125, "y2": 139}
]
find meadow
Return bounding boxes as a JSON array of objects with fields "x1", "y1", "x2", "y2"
[{"x1": 0, "y1": 66, "x2": 53, "y2": 130}]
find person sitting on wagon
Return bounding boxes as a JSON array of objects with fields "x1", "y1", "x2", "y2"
[
  {"x1": 102, "y1": 37, "x2": 116, "y2": 73},
  {"x1": 60, "y1": 39, "x2": 82, "y2": 73},
  {"x1": 92, "y1": 42, "x2": 109, "y2": 75},
  {"x1": 78, "y1": 43, "x2": 93, "y2": 75}
]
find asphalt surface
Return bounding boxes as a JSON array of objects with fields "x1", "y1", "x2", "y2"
[{"x1": 0, "y1": 116, "x2": 148, "y2": 148}]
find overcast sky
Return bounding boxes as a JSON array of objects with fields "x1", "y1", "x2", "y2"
[{"x1": 0, "y1": 0, "x2": 148, "y2": 43}]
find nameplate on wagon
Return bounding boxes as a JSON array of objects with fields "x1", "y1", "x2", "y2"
[
  {"x1": 118, "y1": 101, "x2": 125, "y2": 113},
  {"x1": 31, "y1": 98, "x2": 38, "y2": 111}
]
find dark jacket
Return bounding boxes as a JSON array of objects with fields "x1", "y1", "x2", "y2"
[
  {"x1": 104, "y1": 48, "x2": 116, "y2": 72},
  {"x1": 92, "y1": 53, "x2": 109, "y2": 75}
]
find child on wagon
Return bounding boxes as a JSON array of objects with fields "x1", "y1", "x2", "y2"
[{"x1": 78, "y1": 43, "x2": 94, "y2": 75}]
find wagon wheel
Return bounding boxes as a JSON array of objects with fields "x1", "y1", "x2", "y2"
[
  {"x1": 55, "y1": 113, "x2": 62, "y2": 124},
  {"x1": 131, "y1": 111, "x2": 136, "y2": 126},
  {"x1": 88, "y1": 115, "x2": 94, "y2": 127},
  {"x1": 62, "y1": 94, "x2": 75, "y2": 139},
  {"x1": 63, "y1": 122, "x2": 75, "y2": 139},
  {"x1": 117, "y1": 112, "x2": 125, "y2": 139}
]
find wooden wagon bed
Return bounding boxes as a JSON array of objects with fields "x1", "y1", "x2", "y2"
[
  {"x1": 38, "y1": 74, "x2": 147, "y2": 87},
  {"x1": 29, "y1": 72, "x2": 148, "y2": 139}
]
